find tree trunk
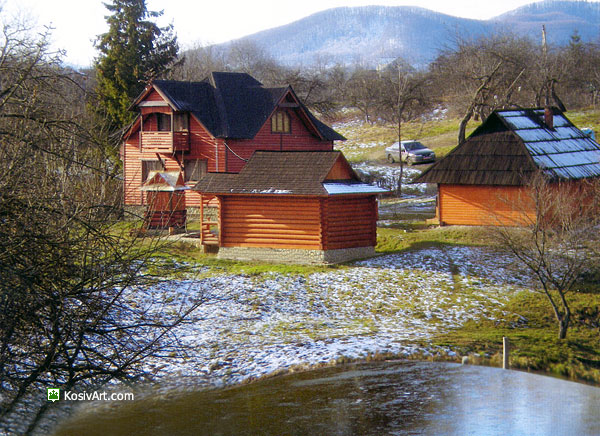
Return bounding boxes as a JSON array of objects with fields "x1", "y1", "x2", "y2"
[
  {"x1": 557, "y1": 306, "x2": 571, "y2": 340},
  {"x1": 558, "y1": 317, "x2": 569, "y2": 340},
  {"x1": 397, "y1": 114, "x2": 403, "y2": 196}
]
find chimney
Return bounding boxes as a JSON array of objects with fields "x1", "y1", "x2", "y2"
[{"x1": 544, "y1": 107, "x2": 554, "y2": 130}]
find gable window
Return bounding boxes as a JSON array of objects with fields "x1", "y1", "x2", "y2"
[
  {"x1": 174, "y1": 113, "x2": 189, "y2": 132},
  {"x1": 184, "y1": 159, "x2": 207, "y2": 182},
  {"x1": 271, "y1": 111, "x2": 291, "y2": 133},
  {"x1": 156, "y1": 113, "x2": 171, "y2": 131}
]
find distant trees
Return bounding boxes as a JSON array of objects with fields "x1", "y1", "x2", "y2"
[
  {"x1": 173, "y1": 29, "x2": 600, "y2": 128},
  {"x1": 0, "y1": 16, "x2": 198, "y2": 435},
  {"x1": 93, "y1": 0, "x2": 179, "y2": 131}
]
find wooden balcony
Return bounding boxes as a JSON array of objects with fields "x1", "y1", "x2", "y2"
[{"x1": 141, "y1": 131, "x2": 190, "y2": 153}]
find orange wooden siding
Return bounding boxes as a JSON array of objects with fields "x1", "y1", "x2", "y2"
[
  {"x1": 217, "y1": 195, "x2": 378, "y2": 250},
  {"x1": 122, "y1": 114, "x2": 225, "y2": 206},
  {"x1": 439, "y1": 184, "x2": 535, "y2": 226},
  {"x1": 220, "y1": 196, "x2": 323, "y2": 249},
  {"x1": 145, "y1": 89, "x2": 165, "y2": 102},
  {"x1": 322, "y1": 196, "x2": 377, "y2": 250}
]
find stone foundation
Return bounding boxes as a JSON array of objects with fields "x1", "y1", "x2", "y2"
[{"x1": 217, "y1": 246, "x2": 376, "y2": 265}]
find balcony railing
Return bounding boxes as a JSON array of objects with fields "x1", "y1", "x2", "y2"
[{"x1": 141, "y1": 131, "x2": 190, "y2": 153}]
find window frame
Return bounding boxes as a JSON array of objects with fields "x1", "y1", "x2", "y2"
[
  {"x1": 173, "y1": 113, "x2": 189, "y2": 132},
  {"x1": 184, "y1": 159, "x2": 207, "y2": 183},
  {"x1": 141, "y1": 159, "x2": 163, "y2": 182},
  {"x1": 271, "y1": 111, "x2": 291, "y2": 134},
  {"x1": 156, "y1": 113, "x2": 172, "y2": 132}
]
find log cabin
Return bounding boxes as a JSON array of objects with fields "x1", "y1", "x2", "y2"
[
  {"x1": 192, "y1": 151, "x2": 387, "y2": 264},
  {"x1": 416, "y1": 107, "x2": 600, "y2": 226},
  {"x1": 120, "y1": 71, "x2": 345, "y2": 219}
]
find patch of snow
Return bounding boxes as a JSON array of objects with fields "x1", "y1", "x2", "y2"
[{"x1": 131, "y1": 246, "x2": 535, "y2": 389}]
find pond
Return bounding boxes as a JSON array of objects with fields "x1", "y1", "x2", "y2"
[{"x1": 54, "y1": 361, "x2": 600, "y2": 436}]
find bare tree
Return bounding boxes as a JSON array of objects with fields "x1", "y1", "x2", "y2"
[
  {"x1": 0, "y1": 16, "x2": 201, "y2": 434},
  {"x1": 491, "y1": 174, "x2": 600, "y2": 339},
  {"x1": 345, "y1": 67, "x2": 385, "y2": 124},
  {"x1": 430, "y1": 33, "x2": 536, "y2": 143},
  {"x1": 378, "y1": 62, "x2": 432, "y2": 194},
  {"x1": 170, "y1": 42, "x2": 227, "y2": 81}
]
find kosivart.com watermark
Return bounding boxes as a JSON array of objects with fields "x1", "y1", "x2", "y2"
[{"x1": 47, "y1": 388, "x2": 134, "y2": 402}]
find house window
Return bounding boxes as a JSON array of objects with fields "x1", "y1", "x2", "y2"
[
  {"x1": 271, "y1": 111, "x2": 291, "y2": 133},
  {"x1": 142, "y1": 160, "x2": 163, "y2": 182},
  {"x1": 156, "y1": 113, "x2": 171, "y2": 131},
  {"x1": 174, "y1": 113, "x2": 189, "y2": 131},
  {"x1": 184, "y1": 159, "x2": 207, "y2": 182}
]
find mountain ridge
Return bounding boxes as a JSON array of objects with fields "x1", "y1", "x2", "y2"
[{"x1": 217, "y1": 1, "x2": 600, "y2": 67}]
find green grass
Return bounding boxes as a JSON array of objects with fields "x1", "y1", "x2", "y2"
[
  {"x1": 374, "y1": 224, "x2": 600, "y2": 385},
  {"x1": 567, "y1": 108, "x2": 600, "y2": 133},
  {"x1": 375, "y1": 224, "x2": 490, "y2": 253},
  {"x1": 156, "y1": 240, "x2": 345, "y2": 277},
  {"x1": 432, "y1": 288, "x2": 600, "y2": 384}
]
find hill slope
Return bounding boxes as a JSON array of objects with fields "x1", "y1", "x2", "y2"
[{"x1": 220, "y1": 1, "x2": 600, "y2": 66}]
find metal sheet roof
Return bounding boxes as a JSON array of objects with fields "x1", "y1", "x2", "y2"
[
  {"x1": 497, "y1": 109, "x2": 600, "y2": 181},
  {"x1": 323, "y1": 183, "x2": 388, "y2": 195}
]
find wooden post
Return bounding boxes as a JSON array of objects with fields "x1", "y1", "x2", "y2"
[{"x1": 503, "y1": 337, "x2": 510, "y2": 369}]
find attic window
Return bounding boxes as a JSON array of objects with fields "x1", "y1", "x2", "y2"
[{"x1": 271, "y1": 111, "x2": 291, "y2": 133}]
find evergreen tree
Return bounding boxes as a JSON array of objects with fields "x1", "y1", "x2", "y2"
[{"x1": 94, "y1": 0, "x2": 178, "y2": 130}]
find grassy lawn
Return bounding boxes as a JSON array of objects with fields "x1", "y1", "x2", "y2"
[
  {"x1": 432, "y1": 289, "x2": 600, "y2": 385},
  {"x1": 375, "y1": 222, "x2": 600, "y2": 385}
]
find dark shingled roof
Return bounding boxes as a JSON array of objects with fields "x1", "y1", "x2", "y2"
[
  {"x1": 146, "y1": 72, "x2": 345, "y2": 141},
  {"x1": 416, "y1": 108, "x2": 600, "y2": 186},
  {"x1": 193, "y1": 151, "x2": 358, "y2": 196}
]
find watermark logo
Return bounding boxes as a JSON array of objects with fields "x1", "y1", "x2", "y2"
[
  {"x1": 47, "y1": 388, "x2": 60, "y2": 402},
  {"x1": 46, "y1": 387, "x2": 134, "y2": 402}
]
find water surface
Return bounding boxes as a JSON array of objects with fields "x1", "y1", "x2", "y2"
[{"x1": 54, "y1": 361, "x2": 600, "y2": 435}]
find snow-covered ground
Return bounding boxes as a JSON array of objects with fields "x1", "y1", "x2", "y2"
[
  {"x1": 352, "y1": 161, "x2": 432, "y2": 196},
  {"x1": 133, "y1": 246, "x2": 534, "y2": 389}
]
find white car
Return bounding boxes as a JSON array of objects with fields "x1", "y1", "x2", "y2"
[{"x1": 385, "y1": 140, "x2": 436, "y2": 165}]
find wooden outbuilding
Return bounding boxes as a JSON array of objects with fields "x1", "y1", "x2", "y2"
[
  {"x1": 120, "y1": 72, "x2": 344, "y2": 228},
  {"x1": 193, "y1": 151, "x2": 387, "y2": 264},
  {"x1": 416, "y1": 108, "x2": 600, "y2": 226},
  {"x1": 140, "y1": 171, "x2": 188, "y2": 229}
]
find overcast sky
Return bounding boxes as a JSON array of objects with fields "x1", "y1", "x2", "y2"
[{"x1": 0, "y1": 0, "x2": 589, "y2": 67}]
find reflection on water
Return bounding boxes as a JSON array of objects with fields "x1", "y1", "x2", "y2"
[{"x1": 54, "y1": 361, "x2": 600, "y2": 436}]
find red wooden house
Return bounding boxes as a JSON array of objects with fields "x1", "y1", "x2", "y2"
[
  {"x1": 121, "y1": 72, "x2": 386, "y2": 263},
  {"x1": 121, "y1": 71, "x2": 344, "y2": 215}
]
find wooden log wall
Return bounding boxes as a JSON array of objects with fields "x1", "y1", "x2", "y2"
[
  {"x1": 439, "y1": 184, "x2": 536, "y2": 226},
  {"x1": 322, "y1": 196, "x2": 377, "y2": 250},
  {"x1": 219, "y1": 196, "x2": 323, "y2": 249}
]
